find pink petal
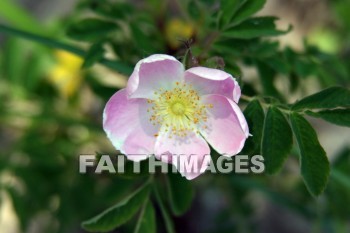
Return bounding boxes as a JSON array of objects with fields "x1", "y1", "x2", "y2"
[
  {"x1": 154, "y1": 131, "x2": 211, "y2": 180},
  {"x1": 127, "y1": 54, "x2": 184, "y2": 99},
  {"x1": 228, "y1": 99, "x2": 249, "y2": 137},
  {"x1": 103, "y1": 89, "x2": 159, "y2": 161},
  {"x1": 184, "y1": 67, "x2": 241, "y2": 103},
  {"x1": 200, "y1": 94, "x2": 249, "y2": 156}
]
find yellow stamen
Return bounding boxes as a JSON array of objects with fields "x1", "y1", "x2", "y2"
[{"x1": 147, "y1": 82, "x2": 212, "y2": 137}]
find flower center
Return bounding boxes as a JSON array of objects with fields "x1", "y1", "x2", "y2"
[
  {"x1": 171, "y1": 102, "x2": 185, "y2": 115},
  {"x1": 147, "y1": 82, "x2": 212, "y2": 137}
]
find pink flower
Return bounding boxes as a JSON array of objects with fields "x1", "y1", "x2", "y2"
[{"x1": 103, "y1": 54, "x2": 249, "y2": 179}]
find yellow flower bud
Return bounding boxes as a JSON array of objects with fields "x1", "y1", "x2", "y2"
[
  {"x1": 165, "y1": 19, "x2": 195, "y2": 49},
  {"x1": 48, "y1": 50, "x2": 83, "y2": 98}
]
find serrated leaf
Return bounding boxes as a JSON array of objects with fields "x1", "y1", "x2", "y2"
[
  {"x1": 292, "y1": 87, "x2": 350, "y2": 111},
  {"x1": 82, "y1": 183, "x2": 150, "y2": 232},
  {"x1": 241, "y1": 99, "x2": 265, "y2": 155},
  {"x1": 230, "y1": 0, "x2": 266, "y2": 26},
  {"x1": 66, "y1": 18, "x2": 117, "y2": 42},
  {"x1": 262, "y1": 107, "x2": 293, "y2": 174},
  {"x1": 167, "y1": 172, "x2": 194, "y2": 216},
  {"x1": 306, "y1": 109, "x2": 350, "y2": 127},
  {"x1": 134, "y1": 201, "x2": 156, "y2": 233},
  {"x1": 222, "y1": 17, "x2": 292, "y2": 39},
  {"x1": 82, "y1": 42, "x2": 105, "y2": 68},
  {"x1": 290, "y1": 113, "x2": 330, "y2": 196}
]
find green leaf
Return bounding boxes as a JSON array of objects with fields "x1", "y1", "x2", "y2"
[
  {"x1": 292, "y1": 87, "x2": 350, "y2": 111},
  {"x1": 256, "y1": 61, "x2": 284, "y2": 101},
  {"x1": 82, "y1": 42, "x2": 105, "y2": 68},
  {"x1": 66, "y1": 18, "x2": 117, "y2": 42},
  {"x1": 130, "y1": 23, "x2": 156, "y2": 54},
  {"x1": 0, "y1": 23, "x2": 83, "y2": 56},
  {"x1": 306, "y1": 109, "x2": 350, "y2": 127},
  {"x1": 222, "y1": 17, "x2": 292, "y2": 39},
  {"x1": 265, "y1": 55, "x2": 290, "y2": 74},
  {"x1": 0, "y1": 24, "x2": 133, "y2": 74},
  {"x1": 89, "y1": 2, "x2": 133, "y2": 20},
  {"x1": 241, "y1": 99, "x2": 265, "y2": 155},
  {"x1": 82, "y1": 183, "x2": 151, "y2": 232},
  {"x1": 2, "y1": 38, "x2": 25, "y2": 84},
  {"x1": 290, "y1": 113, "x2": 330, "y2": 196},
  {"x1": 187, "y1": 0, "x2": 201, "y2": 20},
  {"x1": 167, "y1": 172, "x2": 194, "y2": 216},
  {"x1": 219, "y1": 0, "x2": 246, "y2": 27},
  {"x1": 0, "y1": 0, "x2": 42, "y2": 35},
  {"x1": 134, "y1": 201, "x2": 156, "y2": 233},
  {"x1": 98, "y1": 59, "x2": 133, "y2": 75},
  {"x1": 230, "y1": 0, "x2": 266, "y2": 26},
  {"x1": 262, "y1": 107, "x2": 293, "y2": 174},
  {"x1": 294, "y1": 57, "x2": 316, "y2": 78}
]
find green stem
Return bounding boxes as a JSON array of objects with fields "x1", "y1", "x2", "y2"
[
  {"x1": 0, "y1": 23, "x2": 83, "y2": 54},
  {"x1": 153, "y1": 183, "x2": 175, "y2": 233},
  {"x1": 199, "y1": 30, "x2": 220, "y2": 58},
  {"x1": 133, "y1": 199, "x2": 148, "y2": 233},
  {"x1": 240, "y1": 94, "x2": 255, "y2": 102},
  {"x1": 0, "y1": 24, "x2": 133, "y2": 75},
  {"x1": 240, "y1": 94, "x2": 293, "y2": 114}
]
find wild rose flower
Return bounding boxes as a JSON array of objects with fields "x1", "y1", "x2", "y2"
[{"x1": 103, "y1": 54, "x2": 249, "y2": 179}]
